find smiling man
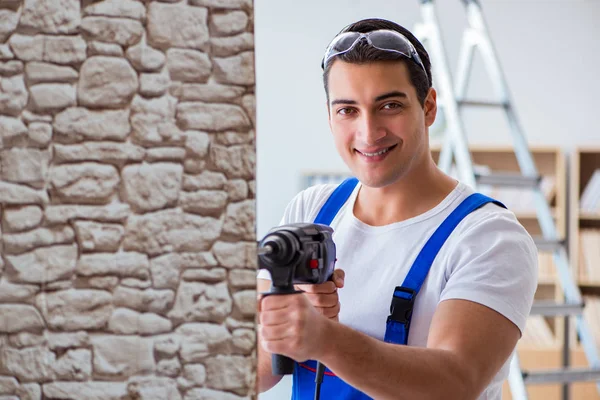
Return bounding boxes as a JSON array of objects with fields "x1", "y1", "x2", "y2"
[{"x1": 257, "y1": 18, "x2": 538, "y2": 400}]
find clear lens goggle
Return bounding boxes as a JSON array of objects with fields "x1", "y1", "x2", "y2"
[{"x1": 321, "y1": 29, "x2": 426, "y2": 74}]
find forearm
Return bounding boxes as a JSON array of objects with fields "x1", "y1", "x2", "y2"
[{"x1": 319, "y1": 320, "x2": 477, "y2": 400}]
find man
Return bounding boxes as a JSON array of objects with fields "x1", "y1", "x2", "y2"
[{"x1": 257, "y1": 17, "x2": 538, "y2": 400}]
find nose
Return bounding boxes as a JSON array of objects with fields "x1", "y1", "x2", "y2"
[{"x1": 356, "y1": 113, "x2": 386, "y2": 145}]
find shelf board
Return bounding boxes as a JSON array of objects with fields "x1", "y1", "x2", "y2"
[
  {"x1": 579, "y1": 212, "x2": 600, "y2": 221},
  {"x1": 538, "y1": 276, "x2": 558, "y2": 285},
  {"x1": 578, "y1": 279, "x2": 600, "y2": 288},
  {"x1": 515, "y1": 209, "x2": 557, "y2": 220}
]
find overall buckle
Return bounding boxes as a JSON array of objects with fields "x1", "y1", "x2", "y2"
[{"x1": 387, "y1": 286, "x2": 416, "y2": 324}]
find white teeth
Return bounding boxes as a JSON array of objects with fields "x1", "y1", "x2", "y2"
[{"x1": 361, "y1": 147, "x2": 391, "y2": 157}]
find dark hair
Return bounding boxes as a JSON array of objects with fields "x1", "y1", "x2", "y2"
[{"x1": 323, "y1": 18, "x2": 433, "y2": 107}]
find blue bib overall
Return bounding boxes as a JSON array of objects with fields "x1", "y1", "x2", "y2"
[{"x1": 291, "y1": 177, "x2": 505, "y2": 399}]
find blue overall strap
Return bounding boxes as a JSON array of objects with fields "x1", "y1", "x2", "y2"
[
  {"x1": 313, "y1": 177, "x2": 359, "y2": 225},
  {"x1": 384, "y1": 193, "x2": 506, "y2": 345}
]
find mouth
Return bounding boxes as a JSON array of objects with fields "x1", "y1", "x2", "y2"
[{"x1": 355, "y1": 144, "x2": 398, "y2": 157}]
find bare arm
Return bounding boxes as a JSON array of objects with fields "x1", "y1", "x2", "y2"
[
  {"x1": 315, "y1": 299, "x2": 520, "y2": 399},
  {"x1": 256, "y1": 278, "x2": 284, "y2": 393}
]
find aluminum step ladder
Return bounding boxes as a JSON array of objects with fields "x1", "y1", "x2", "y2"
[{"x1": 413, "y1": 1, "x2": 600, "y2": 398}]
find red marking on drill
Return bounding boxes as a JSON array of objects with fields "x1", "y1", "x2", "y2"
[{"x1": 309, "y1": 259, "x2": 319, "y2": 269}]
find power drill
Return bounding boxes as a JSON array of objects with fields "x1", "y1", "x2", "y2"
[{"x1": 258, "y1": 222, "x2": 336, "y2": 399}]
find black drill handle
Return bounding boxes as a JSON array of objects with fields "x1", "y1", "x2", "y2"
[
  {"x1": 262, "y1": 286, "x2": 304, "y2": 375},
  {"x1": 272, "y1": 353, "x2": 295, "y2": 375}
]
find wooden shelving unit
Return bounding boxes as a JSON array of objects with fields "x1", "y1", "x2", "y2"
[{"x1": 570, "y1": 147, "x2": 600, "y2": 289}]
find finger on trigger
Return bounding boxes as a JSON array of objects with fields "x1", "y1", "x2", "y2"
[{"x1": 333, "y1": 269, "x2": 345, "y2": 288}]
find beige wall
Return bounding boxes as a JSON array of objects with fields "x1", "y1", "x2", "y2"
[{"x1": 0, "y1": 0, "x2": 257, "y2": 399}]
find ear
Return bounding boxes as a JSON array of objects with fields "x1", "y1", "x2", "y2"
[
  {"x1": 327, "y1": 101, "x2": 332, "y2": 130},
  {"x1": 423, "y1": 87, "x2": 437, "y2": 127}
]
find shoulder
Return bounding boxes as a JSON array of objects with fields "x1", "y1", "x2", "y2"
[
  {"x1": 453, "y1": 198, "x2": 537, "y2": 258},
  {"x1": 281, "y1": 184, "x2": 338, "y2": 224}
]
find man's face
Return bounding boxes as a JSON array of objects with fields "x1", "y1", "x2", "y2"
[{"x1": 327, "y1": 60, "x2": 436, "y2": 188}]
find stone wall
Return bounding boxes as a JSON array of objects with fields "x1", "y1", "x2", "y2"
[{"x1": 0, "y1": 0, "x2": 257, "y2": 399}]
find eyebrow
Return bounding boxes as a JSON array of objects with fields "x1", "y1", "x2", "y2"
[{"x1": 330, "y1": 91, "x2": 408, "y2": 106}]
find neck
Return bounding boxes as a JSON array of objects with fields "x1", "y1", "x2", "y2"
[{"x1": 353, "y1": 154, "x2": 458, "y2": 226}]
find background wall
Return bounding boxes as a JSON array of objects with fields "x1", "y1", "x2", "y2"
[
  {"x1": 255, "y1": 0, "x2": 600, "y2": 398},
  {"x1": 0, "y1": 1, "x2": 257, "y2": 399}
]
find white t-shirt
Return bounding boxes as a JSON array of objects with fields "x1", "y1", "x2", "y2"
[{"x1": 258, "y1": 181, "x2": 538, "y2": 400}]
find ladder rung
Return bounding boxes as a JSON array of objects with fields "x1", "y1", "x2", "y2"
[
  {"x1": 523, "y1": 367, "x2": 600, "y2": 384},
  {"x1": 530, "y1": 301, "x2": 584, "y2": 317},
  {"x1": 475, "y1": 173, "x2": 540, "y2": 188},
  {"x1": 532, "y1": 237, "x2": 564, "y2": 252},
  {"x1": 457, "y1": 99, "x2": 509, "y2": 108}
]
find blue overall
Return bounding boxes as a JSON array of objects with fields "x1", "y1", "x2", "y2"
[{"x1": 291, "y1": 177, "x2": 505, "y2": 399}]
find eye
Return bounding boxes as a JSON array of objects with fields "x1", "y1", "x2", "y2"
[
  {"x1": 337, "y1": 107, "x2": 356, "y2": 116},
  {"x1": 382, "y1": 102, "x2": 403, "y2": 111}
]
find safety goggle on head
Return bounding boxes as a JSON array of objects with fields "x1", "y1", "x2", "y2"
[{"x1": 321, "y1": 29, "x2": 427, "y2": 75}]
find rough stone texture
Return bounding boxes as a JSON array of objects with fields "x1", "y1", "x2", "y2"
[
  {"x1": 0, "y1": 8, "x2": 20, "y2": 43},
  {"x1": 3, "y1": 226, "x2": 75, "y2": 254},
  {"x1": 170, "y1": 83, "x2": 245, "y2": 103},
  {"x1": 0, "y1": 75, "x2": 28, "y2": 117},
  {"x1": 0, "y1": 1, "x2": 256, "y2": 397},
  {"x1": 147, "y1": 2, "x2": 209, "y2": 51},
  {"x1": 53, "y1": 107, "x2": 131, "y2": 142},
  {"x1": 9, "y1": 34, "x2": 87, "y2": 65},
  {"x1": 0, "y1": 116, "x2": 27, "y2": 148},
  {"x1": 127, "y1": 376, "x2": 181, "y2": 400},
  {"x1": 5, "y1": 244, "x2": 77, "y2": 284},
  {"x1": 54, "y1": 142, "x2": 145, "y2": 165},
  {"x1": 45, "y1": 204, "x2": 130, "y2": 224},
  {"x1": 0, "y1": 279, "x2": 38, "y2": 303},
  {"x1": 87, "y1": 41, "x2": 123, "y2": 57},
  {"x1": 73, "y1": 221, "x2": 124, "y2": 252},
  {"x1": 0, "y1": 60, "x2": 23, "y2": 76},
  {"x1": 17, "y1": 383, "x2": 42, "y2": 400},
  {"x1": 35, "y1": 289, "x2": 113, "y2": 330},
  {"x1": 167, "y1": 49, "x2": 212, "y2": 83},
  {"x1": 177, "y1": 323, "x2": 232, "y2": 363},
  {"x1": 183, "y1": 171, "x2": 227, "y2": 191},
  {"x1": 130, "y1": 94, "x2": 185, "y2": 146},
  {"x1": 91, "y1": 335, "x2": 155, "y2": 377},
  {"x1": 211, "y1": 33, "x2": 254, "y2": 58},
  {"x1": 25, "y1": 62, "x2": 78, "y2": 85},
  {"x1": 2, "y1": 206, "x2": 43, "y2": 232},
  {"x1": 205, "y1": 355, "x2": 253, "y2": 393},
  {"x1": 77, "y1": 252, "x2": 149, "y2": 279},
  {"x1": 28, "y1": 122, "x2": 53, "y2": 147},
  {"x1": 212, "y1": 241, "x2": 257, "y2": 269},
  {"x1": 0, "y1": 305, "x2": 45, "y2": 333},
  {"x1": 49, "y1": 163, "x2": 120, "y2": 204},
  {"x1": 177, "y1": 103, "x2": 251, "y2": 131},
  {"x1": 84, "y1": 0, "x2": 146, "y2": 21},
  {"x1": 168, "y1": 281, "x2": 232, "y2": 325},
  {"x1": 139, "y1": 72, "x2": 170, "y2": 97},
  {"x1": 81, "y1": 17, "x2": 144, "y2": 47},
  {"x1": 0, "y1": 148, "x2": 50, "y2": 189},
  {"x1": 29, "y1": 84, "x2": 76, "y2": 113},
  {"x1": 20, "y1": 0, "x2": 81, "y2": 34},
  {"x1": 210, "y1": 11, "x2": 248, "y2": 36},
  {"x1": 78, "y1": 56, "x2": 138, "y2": 108},
  {"x1": 43, "y1": 382, "x2": 128, "y2": 400},
  {"x1": 180, "y1": 190, "x2": 228, "y2": 217},
  {"x1": 123, "y1": 209, "x2": 223, "y2": 256},
  {"x1": 126, "y1": 41, "x2": 166, "y2": 73},
  {"x1": 121, "y1": 162, "x2": 183, "y2": 213},
  {"x1": 223, "y1": 200, "x2": 255, "y2": 241},
  {"x1": 214, "y1": 52, "x2": 255, "y2": 86},
  {"x1": 211, "y1": 144, "x2": 255, "y2": 179}
]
